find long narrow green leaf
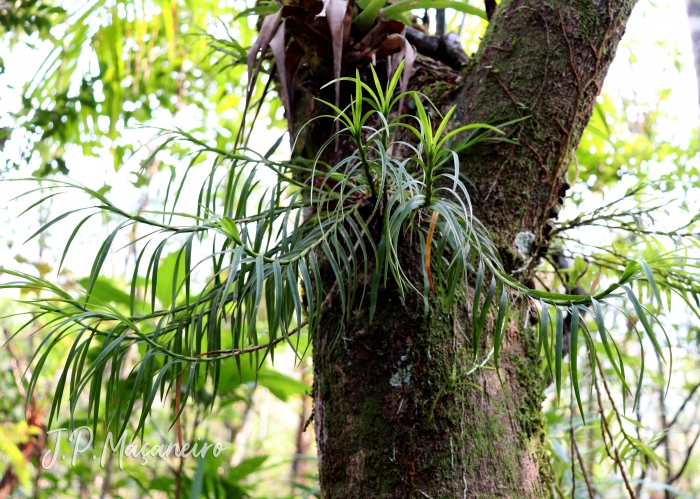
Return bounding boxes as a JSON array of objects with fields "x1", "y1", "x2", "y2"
[
  {"x1": 554, "y1": 306, "x2": 564, "y2": 403},
  {"x1": 591, "y1": 298, "x2": 628, "y2": 389},
  {"x1": 86, "y1": 221, "x2": 130, "y2": 300},
  {"x1": 383, "y1": 0, "x2": 487, "y2": 20},
  {"x1": 569, "y1": 306, "x2": 585, "y2": 422},
  {"x1": 471, "y1": 260, "x2": 485, "y2": 350},
  {"x1": 641, "y1": 260, "x2": 663, "y2": 309},
  {"x1": 474, "y1": 277, "x2": 496, "y2": 357},
  {"x1": 622, "y1": 286, "x2": 665, "y2": 362},
  {"x1": 540, "y1": 301, "x2": 553, "y2": 382},
  {"x1": 493, "y1": 287, "x2": 508, "y2": 381}
]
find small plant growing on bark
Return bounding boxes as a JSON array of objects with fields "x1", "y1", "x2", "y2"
[{"x1": 3, "y1": 65, "x2": 698, "y2": 451}]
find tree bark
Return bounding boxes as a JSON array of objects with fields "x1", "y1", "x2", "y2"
[{"x1": 304, "y1": 0, "x2": 638, "y2": 496}]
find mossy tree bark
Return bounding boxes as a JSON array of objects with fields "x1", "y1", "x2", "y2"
[{"x1": 296, "y1": 0, "x2": 638, "y2": 497}]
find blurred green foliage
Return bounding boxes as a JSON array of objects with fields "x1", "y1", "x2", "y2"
[{"x1": 1, "y1": 1, "x2": 700, "y2": 499}]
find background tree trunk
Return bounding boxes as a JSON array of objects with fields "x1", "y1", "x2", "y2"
[
  {"x1": 306, "y1": 0, "x2": 638, "y2": 496},
  {"x1": 686, "y1": 0, "x2": 700, "y2": 112}
]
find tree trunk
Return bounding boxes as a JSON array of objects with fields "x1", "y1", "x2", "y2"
[{"x1": 305, "y1": 0, "x2": 638, "y2": 496}]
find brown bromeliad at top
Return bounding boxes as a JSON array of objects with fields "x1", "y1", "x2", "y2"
[{"x1": 245, "y1": 0, "x2": 487, "y2": 144}]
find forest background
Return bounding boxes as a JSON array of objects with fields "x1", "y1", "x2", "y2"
[{"x1": 1, "y1": 0, "x2": 700, "y2": 497}]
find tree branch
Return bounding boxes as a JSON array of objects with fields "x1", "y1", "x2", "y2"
[
  {"x1": 667, "y1": 427, "x2": 700, "y2": 484},
  {"x1": 405, "y1": 27, "x2": 469, "y2": 69},
  {"x1": 652, "y1": 379, "x2": 700, "y2": 450}
]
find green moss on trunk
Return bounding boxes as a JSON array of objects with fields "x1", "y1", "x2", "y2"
[{"x1": 313, "y1": 286, "x2": 551, "y2": 498}]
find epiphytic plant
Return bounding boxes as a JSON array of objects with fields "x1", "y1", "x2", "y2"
[{"x1": 3, "y1": 64, "x2": 699, "y2": 464}]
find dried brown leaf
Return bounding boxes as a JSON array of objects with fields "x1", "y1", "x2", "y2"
[
  {"x1": 325, "y1": 0, "x2": 349, "y2": 109},
  {"x1": 375, "y1": 33, "x2": 404, "y2": 60},
  {"x1": 398, "y1": 35, "x2": 416, "y2": 115},
  {"x1": 269, "y1": 21, "x2": 295, "y2": 140},
  {"x1": 357, "y1": 20, "x2": 405, "y2": 50},
  {"x1": 246, "y1": 10, "x2": 283, "y2": 90}
]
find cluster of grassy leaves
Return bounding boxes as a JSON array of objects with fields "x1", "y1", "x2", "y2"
[{"x1": 2, "y1": 61, "x2": 698, "y2": 455}]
